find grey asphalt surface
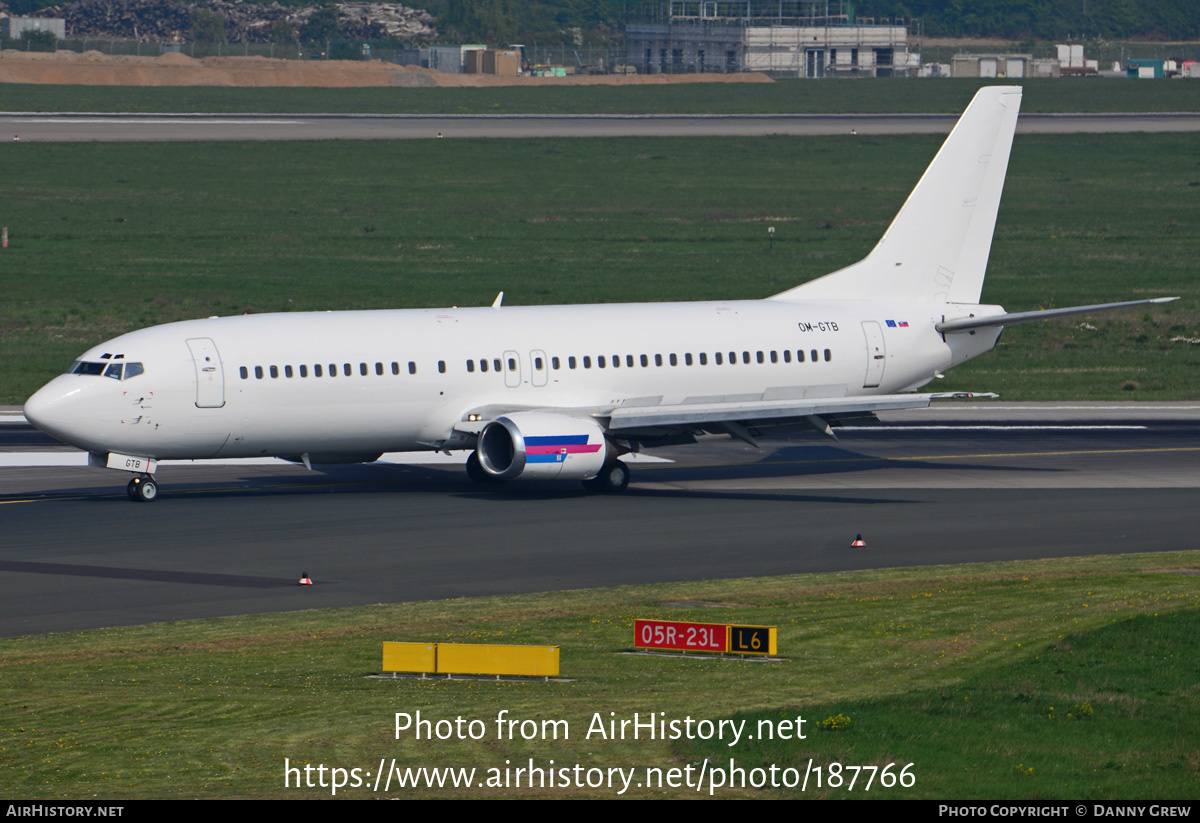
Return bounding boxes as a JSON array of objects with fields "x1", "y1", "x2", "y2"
[
  {"x1": 4, "y1": 112, "x2": 1200, "y2": 141},
  {"x1": 1, "y1": 403, "x2": 1197, "y2": 637}
]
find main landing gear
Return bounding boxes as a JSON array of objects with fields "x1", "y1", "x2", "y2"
[
  {"x1": 465, "y1": 451, "x2": 502, "y2": 485},
  {"x1": 127, "y1": 474, "x2": 158, "y2": 503},
  {"x1": 582, "y1": 461, "x2": 630, "y2": 494}
]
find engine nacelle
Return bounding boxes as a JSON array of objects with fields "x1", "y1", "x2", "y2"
[{"x1": 476, "y1": 412, "x2": 609, "y2": 480}]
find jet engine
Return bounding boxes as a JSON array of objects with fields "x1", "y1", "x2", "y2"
[{"x1": 476, "y1": 412, "x2": 609, "y2": 480}]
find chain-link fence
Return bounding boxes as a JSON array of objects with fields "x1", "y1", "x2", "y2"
[
  {"x1": 0, "y1": 36, "x2": 631, "y2": 72},
  {"x1": 918, "y1": 41, "x2": 1200, "y2": 69},
  {"x1": 0, "y1": 36, "x2": 624, "y2": 70}
]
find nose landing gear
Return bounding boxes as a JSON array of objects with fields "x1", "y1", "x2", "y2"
[{"x1": 127, "y1": 475, "x2": 159, "y2": 503}]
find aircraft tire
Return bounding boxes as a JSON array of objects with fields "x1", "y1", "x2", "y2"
[
  {"x1": 128, "y1": 476, "x2": 158, "y2": 503},
  {"x1": 583, "y1": 461, "x2": 630, "y2": 494},
  {"x1": 465, "y1": 451, "x2": 498, "y2": 485}
]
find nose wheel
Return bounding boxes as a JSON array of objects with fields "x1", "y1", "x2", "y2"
[{"x1": 127, "y1": 475, "x2": 159, "y2": 503}]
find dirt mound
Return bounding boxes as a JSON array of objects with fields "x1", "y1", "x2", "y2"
[{"x1": 0, "y1": 49, "x2": 773, "y2": 88}]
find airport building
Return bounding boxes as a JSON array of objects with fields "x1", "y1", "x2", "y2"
[{"x1": 625, "y1": 0, "x2": 916, "y2": 77}]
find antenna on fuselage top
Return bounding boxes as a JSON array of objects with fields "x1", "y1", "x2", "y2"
[{"x1": 492, "y1": 291, "x2": 504, "y2": 310}]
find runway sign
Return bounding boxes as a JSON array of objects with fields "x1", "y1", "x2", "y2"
[
  {"x1": 728, "y1": 625, "x2": 777, "y2": 656},
  {"x1": 634, "y1": 619, "x2": 727, "y2": 653},
  {"x1": 634, "y1": 619, "x2": 778, "y2": 655}
]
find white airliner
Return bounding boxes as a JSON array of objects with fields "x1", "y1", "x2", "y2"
[{"x1": 24, "y1": 86, "x2": 1175, "y2": 502}]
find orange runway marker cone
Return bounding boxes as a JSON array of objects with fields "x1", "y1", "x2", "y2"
[
  {"x1": 851, "y1": 534, "x2": 866, "y2": 548},
  {"x1": 298, "y1": 572, "x2": 313, "y2": 586}
]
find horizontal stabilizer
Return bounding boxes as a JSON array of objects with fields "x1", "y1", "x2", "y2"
[{"x1": 936, "y1": 297, "x2": 1178, "y2": 334}]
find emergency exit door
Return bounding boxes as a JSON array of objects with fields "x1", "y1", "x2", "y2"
[{"x1": 861, "y1": 322, "x2": 886, "y2": 388}]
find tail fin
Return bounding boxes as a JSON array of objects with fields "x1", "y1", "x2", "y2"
[{"x1": 772, "y1": 85, "x2": 1022, "y2": 305}]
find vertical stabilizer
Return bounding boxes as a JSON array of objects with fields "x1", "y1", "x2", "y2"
[{"x1": 772, "y1": 86, "x2": 1023, "y2": 304}]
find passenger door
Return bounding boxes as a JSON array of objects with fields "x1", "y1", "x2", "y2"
[{"x1": 186, "y1": 337, "x2": 225, "y2": 408}]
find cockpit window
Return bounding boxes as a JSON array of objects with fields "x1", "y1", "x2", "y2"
[
  {"x1": 69, "y1": 361, "x2": 106, "y2": 376},
  {"x1": 69, "y1": 360, "x2": 144, "y2": 380}
]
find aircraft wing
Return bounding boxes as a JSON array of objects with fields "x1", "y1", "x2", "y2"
[{"x1": 599, "y1": 392, "x2": 995, "y2": 445}]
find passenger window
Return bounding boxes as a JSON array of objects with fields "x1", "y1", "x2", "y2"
[
  {"x1": 508, "y1": 358, "x2": 516, "y2": 371},
  {"x1": 685, "y1": 353, "x2": 693, "y2": 366},
  {"x1": 756, "y1": 351, "x2": 764, "y2": 364},
  {"x1": 359, "y1": 363, "x2": 368, "y2": 376},
  {"x1": 329, "y1": 364, "x2": 337, "y2": 377},
  {"x1": 783, "y1": 350, "x2": 792, "y2": 363},
  {"x1": 770, "y1": 351, "x2": 778, "y2": 363},
  {"x1": 654, "y1": 354, "x2": 663, "y2": 367},
  {"x1": 729, "y1": 351, "x2": 736, "y2": 364},
  {"x1": 640, "y1": 354, "x2": 648, "y2": 367},
  {"x1": 568, "y1": 357, "x2": 577, "y2": 370},
  {"x1": 811, "y1": 349, "x2": 818, "y2": 362},
  {"x1": 285, "y1": 365, "x2": 294, "y2": 378},
  {"x1": 439, "y1": 361, "x2": 446, "y2": 374},
  {"x1": 626, "y1": 355, "x2": 634, "y2": 367},
  {"x1": 598, "y1": 356, "x2": 606, "y2": 369},
  {"x1": 824, "y1": 349, "x2": 832, "y2": 361},
  {"x1": 270, "y1": 366, "x2": 279, "y2": 378},
  {"x1": 104, "y1": 363, "x2": 122, "y2": 380},
  {"x1": 480, "y1": 359, "x2": 489, "y2": 373},
  {"x1": 715, "y1": 352, "x2": 723, "y2": 365},
  {"x1": 255, "y1": 366, "x2": 264, "y2": 379},
  {"x1": 375, "y1": 362, "x2": 384, "y2": 376},
  {"x1": 240, "y1": 366, "x2": 248, "y2": 380},
  {"x1": 669, "y1": 353, "x2": 678, "y2": 366},
  {"x1": 552, "y1": 357, "x2": 561, "y2": 370},
  {"x1": 611, "y1": 355, "x2": 619, "y2": 369},
  {"x1": 699, "y1": 353, "x2": 707, "y2": 366},
  {"x1": 344, "y1": 364, "x2": 352, "y2": 377},
  {"x1": 391, "y1": 362, "x2": 399, "y2": 375},
  {"x1": 743, "y1": 352, "x2": 751, "y2": 364},
  {"x1": 493, "y1": 359, "x2": 502, "y2": 372},
  {"x1": 467, "y1": 360, "x2": 475, "y2": 373},
  {"x1": 300, "y1": 365, "x2": 308, "y2": 377},
  {"x1": 409, "y1": 362, "x2": 417, "y2": 375},
  {"x1": 583, "y1": 356, "x2": 592, "y2": 369},
  {"x1": 315, "y1": 364, "x2": 324, "y2": 377},
  {"x1": 535, "y1": 357, "x2": 544, "y2": 370},
  {"x1": 797, "y1": 350, "x2": 805, "y2": 362}
]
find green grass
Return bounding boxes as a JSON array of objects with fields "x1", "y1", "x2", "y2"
[
  {"x1": 1, "y1": 552, "x2": 1197, "y2": 798},
  {"x1": 1, "y1": 134, "x2": 1197, "y2": 403},
  {"x1": 689, "y1": 609, "x2": 1200, "y2": 798},
  {"x1": 3, "y1": 78, "x2": 1200, "y2": 114}
]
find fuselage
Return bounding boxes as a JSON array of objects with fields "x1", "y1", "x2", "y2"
[{"x1": 24, "y1": 298, "x2": 1004, "y2": 462}]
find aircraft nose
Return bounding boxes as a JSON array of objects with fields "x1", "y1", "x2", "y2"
[
  {"x1": 24, "y1": 376, "x2": 91, "y2": 447},
  {"x1": 23, "y1": 382, "x2": 57, "y2": 430}
]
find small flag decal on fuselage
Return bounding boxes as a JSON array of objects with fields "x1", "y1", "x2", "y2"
[
  {"x1": 885, "y1": 319, "x2": 909, "y2": 328},
  {"x1": 525, "y1": 435, "x2": 603, "y2": 464}
]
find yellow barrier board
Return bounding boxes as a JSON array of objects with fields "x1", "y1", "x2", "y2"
[
  {"x1": 382, "y1": 642, "x2": 437, "y2": 674},
  {"x1": 437, "y1": 643, "x2": 560, "y2": 677}
]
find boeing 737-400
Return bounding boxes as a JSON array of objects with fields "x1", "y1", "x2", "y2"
[{"x1": 23, "y1": 87, "x2": 1176, "y2": 501}]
